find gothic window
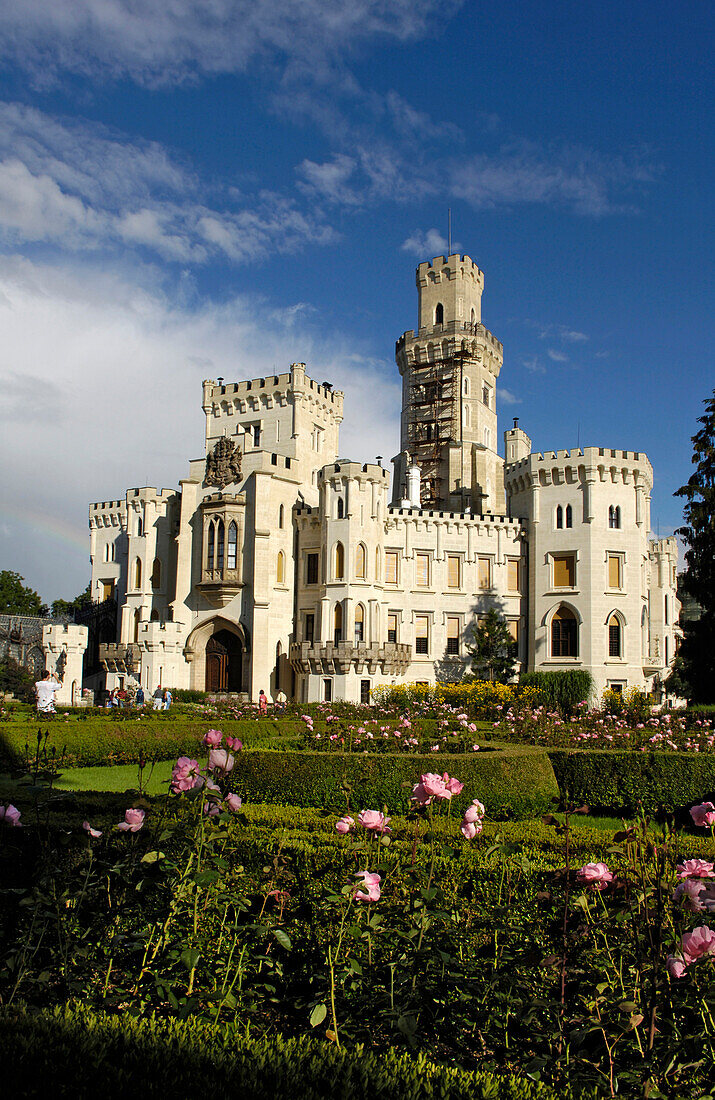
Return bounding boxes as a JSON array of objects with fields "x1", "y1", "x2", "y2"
[
  {"x1": 337, "y1": 497, "x2": 344, "y2": 519},
  {"x1": 133, "y1": 608, "x2": 141, "y2": 642},
  {"x1": 608, "y1": 614, "x2": 622, "y2": 658},
  {"x1": 133, "y1": 558, "x2": 142, "y2": 589},
  {"x1": 435, "y1": 303, "x2": 444, "y2": 325},
  {"x1": 334, "y1": 602, "x2": 343, "y2": 644},
  {"x1": 463, "y1": 377, "x2": 470, "y2": 397},
  {"x1": 103, "y1": 544, "x2": 110, "y2": 562},
  {"x1": 151, "y1": 558, "x2": 161, "y2": 589},
  {"x1": 277, "y1": 551, "x2": 285, "y2": 584},
  {"x1": 150, "y1": 609, "x2": 159, "y2": 621},
  {"x1": 556, "y1": 505, "x2": 563, "y2": 529},
  {"x1": 278, "y1": 504, "x2": 284, "y2": 529},
  {"x1": 355, "y1": 543, "x2": 366, "y2": 579},
  {"x1": 227, "y1": 522, "x2": 237, "y2": 569},
  {"x1": 665, "y1": 595, "x2": 669, "y2": 625},
  {"x1": 609, "y1": 505, "x2": 621, "y2": 529},
  {"x1": 483, "y1": 427, "x2": 491, "y2": 448},
  {"x1": 215, "y1": 521, "x2": 225, "y2": 573},
  {"x1": 471, "y1": 308, "x2": 476, "y2": 324},
  {"x1": 206, "y1": 523, "x2": 215, "y2": 570},
  {"x1": 463, "y1": 404, "x2": 471, "y2": 429},
  {"x1": 137, "y1": 516, "x2": 143, "y2": 537},
  {"x1": 354, "y1": 604, "x2": 365, "y2": 644},
  {"x1": 551, "y1": 606, "x2": 577, "y2": 657},
  {"x1": 334, "y1": 542, "x2": 345, "y2": 580},
  {"x1": 565, "y1": 504, "x2": 573, "y2": 528}
]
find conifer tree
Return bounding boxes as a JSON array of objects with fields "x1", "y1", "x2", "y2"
[
  {"x1": 668, "y1": 389, "x2": 715, "y2": 703},
  {"x1": 467, "y1": 607, "x2": 516, "y2": 683}
]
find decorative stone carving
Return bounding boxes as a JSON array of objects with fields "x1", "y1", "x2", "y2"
[{"x1": 204, "y1": 438, "x2": 242, "y2": 489}]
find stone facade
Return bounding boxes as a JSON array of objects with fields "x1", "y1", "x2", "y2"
[{"x1": 88, "y1": 251, "x2": 679, "y2": 703}]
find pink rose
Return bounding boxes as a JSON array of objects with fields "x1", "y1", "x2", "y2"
[
  {"x1": 208, "y1": 748, "x2": 235, "y2": 774},
  {"x1": 82, "y1": 820, "x2": 102, "y2": 838},
  {"x1": 354, "y1": 870, "x2": 381, "y2": 902},
  {"x1": 225, "y1": 736, "x2": 243, "y2": 751},
  {"x1": 417, "y1": 773, "x2": 450, "y2": 800},
  {"x1": 443, "y1": 774, "x2": 464, "y2": 797},
  {"x1": 681, "y1": 925, "x2": 715, "y2": 963},
  {"x1": 335, "y1": 815, "x2": 355, "y2": 834},
  {"x1": 0, "y1": 804, "x2": 22, "y2": 827},
  {"x1": 225, "y1": 793, "x2": 242, "y2": 812},
  {"x1": 116, "y1": 808, "x2": 145, "y2": 832},
  {"x1": 690, "y1": 802, "x2": 715, "y2": 827},
  {"x1": 203, "y1": 729, "x2": 223, "y2": 747},
  {"x1": 674, "y1": 878, "x2": 707, "y2": 911},
  {"x1": 677, "y1": 859, "x2": 715, "y2": 880},
  {"x1": 463, "y1": 799, "x2": 486, "y2": 824},
  {"x1": 357, "y1": 809, "x2": 391, "y2": 833},
  {"x1": 460, "y1": 819, "x2": 482, "y2": 840},
  {"x1": 576, "y1": 862, "x2": 614, "y2": 890},
  {"x1": 666, "y1": 954, "x2": 687, "y2": 979},
  {"x1": 203, "y1": 800, "x2": 221, "y2": 816},
  {"x1": 411, "y1": 781, "x2": 432, "y2": 806},
  {"x1": 171, "y1": 756, "x2": 200, "y2": 792}
]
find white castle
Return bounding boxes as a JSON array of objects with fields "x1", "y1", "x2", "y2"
[{"x1": 81, "y1": 252, "x2": 678, "y2": 704}]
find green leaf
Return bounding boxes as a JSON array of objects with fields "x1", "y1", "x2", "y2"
[
  {"x1": 310, "y1": 1003, "x2": 327, "y2": 1027},
  {"x1": 272, "y1": 928, "x2": 291, "y2": 950},
  {"x1": 181, "y1": 948, "x2": 201, "y2": 971},
  {"x1": 140, "y1": 850, "x2": 165, "y2": 864}
]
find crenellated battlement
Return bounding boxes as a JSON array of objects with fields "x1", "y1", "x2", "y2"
[
  {"x1": 416, "y1": 254, "x2": 484, "y2": 286},
  {"x1": 203, "y1": 363, "x2": 343, "y2": 411},
  {"x1": 505, "y1": 446, "x2": 653, "y2": 492},
  {"x1": 319, "y1": 460, "x2": 389, "y2": 485}
]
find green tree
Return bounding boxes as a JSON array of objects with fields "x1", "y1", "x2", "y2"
[
  {"x1": 0, "y1": 570, "x2": 47, "y2": 617},
  {"x1": 51, "y1": 584, "x2": 92, "y2": 619},
  {"x1": 466, "y1": 607, "x2": 516, "y2": 683},
  {"x1": 668, "y1": 389, "x2": 715, "y2": 703}
]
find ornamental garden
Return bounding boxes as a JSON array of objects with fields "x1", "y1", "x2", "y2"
[{"x1": 2, "y1": 679, "x2": 715, "y2": 1098}]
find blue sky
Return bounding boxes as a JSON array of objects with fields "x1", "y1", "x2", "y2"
[{"x1": 0, "y1": 0, "x2": 711, "y2": 600}]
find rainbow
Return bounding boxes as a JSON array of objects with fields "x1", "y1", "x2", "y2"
[{"x1": 7, "y1": 505, "x2": 88, "y2": 555}]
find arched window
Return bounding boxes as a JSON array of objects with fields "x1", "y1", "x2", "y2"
[
  {"x1": 337, "y1": 497, "x2": 344, "y2": 519},
  {"x1": 133, "y1": 608, "x2": 141, "y2": 642},
  {"x1": 470, "y1": 308, "x2": 476, "y2": 324},
  {"x1": 334, "y1": 542, "x2": 345, "y2": 580},
  {"x1": 216, "y1": 520, "x2": 225, "y2": 573},
  {"x1": 334, "y1": 602, "x2": 343, "y2": 644},
  {"x1": 375, "y1": 546, "x2": 381, "y2": 580},
  {"x1": 137, "y1": 516, "x2": 143, "y2": 537},
  {"x1": 103, "y1": 544, "x2": 110, "y2": 562},
  {"x1": 551, "y1": 606, "x2": 577, "y2": 657},
  {"x1": 609, "y1": 505, "x2": 621, "y2": 529},
  {"x1": 277, "y1": 550, "x2": 285, "y2": 584},
  {"x1": 608, "y1": 614, "x2": 622, "y2": 658},
  {"x1": 435, "y1": 303, "x2": 444, "y2": 325},
  {"x1": 227, "y1": 521, "x2": 237, "y2": 569},
  {"x1": 354, "y1": 603, "x2": 365, "y2": 644},
  {"x1": 279, "y1": 504, "x2": 284, "y2": 529},
  {"x1": 150, "y1": 609, "x2": 159, "y2": 621},
  {"x1": 463, "y1": 404, "x2": 471, "y2": 429},
  {"x1": 556, "y1": 505, "x2": 563, "y2": 529},
  {"x1": 641, "y1": 606, "x2": 649, "y2": 657},
  {"x1": 664, "y1": 595, "x2": 669, "y2": 625},
  {"x1": 206, "y1": 522, "x2": 215, "y2": 570},
  {"x1": 133, "y1": 557, "x2": 142, "y2": 589},
  {"x1": 565, "y1": 504, "x2": 573, "y2": 529},
  {"x1": 463, "y1": 377, "x2": 471, "y2": 397},
  {"x1": 355, "y1": 543, "x2": 366, "y2": 579},
  {"x1": 151, "y1": 558, "x2": 161, "y2": 589}
]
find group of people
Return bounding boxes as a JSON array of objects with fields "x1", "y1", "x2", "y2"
[
  {"x1": 35, "y1": 672, "x2": 284, "y2": 715},
  {"x1": 104, "y1": 685, "x2": 172, "y2": 710}
]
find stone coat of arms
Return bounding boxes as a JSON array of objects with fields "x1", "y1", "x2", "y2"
[{"x1": 204, "y1": 437, "x2": 242, "y2": 489}]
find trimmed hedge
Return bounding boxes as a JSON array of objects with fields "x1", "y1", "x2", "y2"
[
  {"x1": 549, "y1": 749, "x2": 715, "y2": 814},
  {"x1": 231, "y1": 745, "x2": 559, "y2": 819},
  {"x1": 2, "y1": 1006, "x2": 563, "y2": 1100},
  {"x1": 0, "y1": 718, "x2": 303, "y2": 769},
  {"x1": 519, "y1": 669, "x2": 593, "y2": 712}
]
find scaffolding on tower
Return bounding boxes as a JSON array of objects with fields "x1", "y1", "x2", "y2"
[{"x1": 404, "y1": 349, "x2": 470, "y2": 509}]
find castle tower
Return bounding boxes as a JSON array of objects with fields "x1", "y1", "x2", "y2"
[{"x1": 395, "y1": 254, "x2": 504, "y2": 514}]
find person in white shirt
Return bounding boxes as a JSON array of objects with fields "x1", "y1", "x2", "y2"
[{"x1": 35, "y1": 672, "x2": 62, "y2": 714}]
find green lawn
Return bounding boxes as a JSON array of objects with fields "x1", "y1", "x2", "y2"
[{"x1": 53, "y1": 760, "x2": 174, "y2": 794}]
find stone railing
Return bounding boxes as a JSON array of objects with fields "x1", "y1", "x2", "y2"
[{"x1": 289, "y1": 641, "x2": 412, "y2": 676}]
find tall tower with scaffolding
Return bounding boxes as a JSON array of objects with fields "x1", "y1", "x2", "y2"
[{"x1": 394, "y1": 253, "x2": 505, "y2": 513}]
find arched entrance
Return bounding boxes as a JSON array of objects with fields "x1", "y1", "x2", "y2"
[{"x1": 205, "y1": 629, "x2": 243, "y2": 692}]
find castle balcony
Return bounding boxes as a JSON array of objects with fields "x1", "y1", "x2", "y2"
[
  {"x1": 289, "y1": 641, "x2": 412, "y2": 677},
  {"x1": 197, "y1": 569, "x2": 244, "y2": 608},
  {"x1": 100, "y1": 642, "x2": 142, "y2": 675}
]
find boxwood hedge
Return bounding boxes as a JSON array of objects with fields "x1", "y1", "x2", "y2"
[
  {"x1": 548, "y1": 749, "x2": 715, "y2": 815},
  {"x1": 231, "y1": 745, "x2": 559, "y2": 819},
  {"x1": 2, "y1": 1006, "x2": 565, "y2": 1100}
]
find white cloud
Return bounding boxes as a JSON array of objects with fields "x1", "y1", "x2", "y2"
[
  {"x1": 0, "y1": 0, "x2": 454, "y2": 86},
  {"x1": 498, "y1": 387, "x2": 521, "y2": 405},
  {"x1": 547, "y1": 348, "x2": 569, "y2": 362},
  {"x1": 401, "y1": 228, "x2": 452, "y2": 257},
  {"x1": 522, "y1": 356, "x2": 546, "y2": 375},
  {"x1": 0, "y1": 254, "x2": 400, "y2": 600},
  {"x1": 0, "y1": 102, "x2": 334, "y2": 264}
]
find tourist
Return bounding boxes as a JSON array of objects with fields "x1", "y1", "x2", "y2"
[
  {"x1": 35, "y1": 671, "x2": 62, "y2": 715},
  {"x1": 275, "y1": 688, "x2": 287, "y2": 713},
  {"x1": 153, "y1": 685, "x2": 164, "y2": 711},
  {"x1": 258, "y1": 689, "x2": 268, "y2": 715},
  {"x1": 163, "y1": 688, "x2": 173, "y2": 711},
  {"x1": 135, "y1": 685, "x2": 145, "y2": 708}
]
